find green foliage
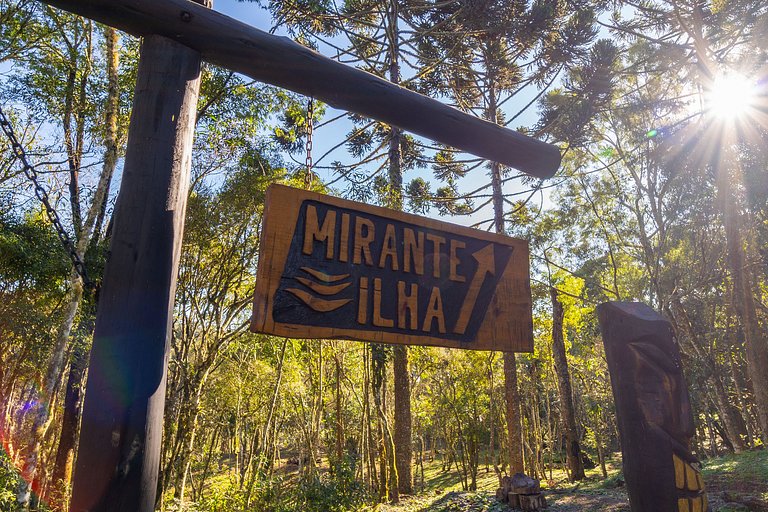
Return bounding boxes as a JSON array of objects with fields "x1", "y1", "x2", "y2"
[
  {"x1": 537, "y1": 39, "x2": 620, "y2": 146},
  {"x1": 0, "y1": 452, "x2": 21, "y2": 511},
  {"x1": 405, "y1": 177, "x2": 431, "y2": 214},
  {"x1": 271, "y1": 93, "x2": 325, "y2": 155},
  {"x1": 0, "y1": 210, "x2": 69, "y2": 290},
  {"x1": 2, "y1": 2, "x2": 768, "y2": 511},
  {"x1": 294, "y1": 459, "x2": 372, "y2": 512}
]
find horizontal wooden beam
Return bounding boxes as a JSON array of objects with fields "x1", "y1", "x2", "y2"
[{"x1": 39, "y1": 0, "x2": 561, "y2": 179}]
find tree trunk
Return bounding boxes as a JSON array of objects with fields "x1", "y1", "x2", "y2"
[
  {"x1": 716, "y1": 158, "x2": 768, "y2": 445},
  {"x1": 49, "y1": 27, "x2": 122, "y2": 510},
  {"x1": 393, "y1": 346, "x2": 412, "y2": 494},
  {"x1": 728, "y1": 327, "x2": 755, "y2": 447},
  {"x1": 363, "y1": 346, "x2": 378, "y2": 490},
  {"x1": 384, "y1": 0, "x2": 412, "y2": 494},
  {"x1": 503, "y1": 352, "x2": 524, "y2": 473},
  {"x1": 485, "y1": 76, "x2": 525, "y2": 475},
  {"x1": 487, "y1": 353, "x2": 496, "y2": 477},
  {"x1": 549, "y1": 287, "x2": 585, "y2": 481},
  {"x1": 673, "y1": 299, "x2": 750, "y2": 452},
  {"x1": 335, "y1": 351, "x2": 344, "y2": 465},
  {"x1": 711, "y1": 363, "x2": 749, "y2": 452},
  {"x1": 49, "y1": 333, "x2": 89, "y2": 510},
  {"x1": 18, "y1": 275, "x2": 83, "y2": 508}
]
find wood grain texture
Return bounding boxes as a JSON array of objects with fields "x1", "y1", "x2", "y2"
[
  {"x1": 39, "y1": 0, "x2": 560, "y2": 179},
  {"x1": 597, "y1": 302, "x2": 709, "y2": 512},
  {"x1": 69, "y1": 35, "x2": 202, "y2": 512},
  {"x1": 251, "y1": 185, "x2": 534, "y2": 352}
]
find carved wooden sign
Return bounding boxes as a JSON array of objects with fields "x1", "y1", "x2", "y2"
[
  {"x1": 251, "y1": 185, "x2": 533, "y2": 351},
  {"x1": 597, "y1": 302, "x2": 709, "y2": 512}
]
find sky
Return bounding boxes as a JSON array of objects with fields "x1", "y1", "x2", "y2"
[
  {"x1": 213, "y1": 0, "x2": 556, "y2": 230},
  {"x1": 0, "y1": 0, "x2": 559, "y2": 231}
]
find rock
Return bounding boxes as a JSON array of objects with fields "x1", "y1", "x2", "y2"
[{"x1": 510, "y1": 472, "x2": 540, "y2": 494}]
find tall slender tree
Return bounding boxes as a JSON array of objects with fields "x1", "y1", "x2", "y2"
[{"x1": 409, "y1": 0, "x2": 610, "y2": 475}]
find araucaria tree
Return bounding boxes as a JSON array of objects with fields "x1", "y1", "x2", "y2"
[{"x1": 1, "y1": 0, "x2": 768, "y2": 510}]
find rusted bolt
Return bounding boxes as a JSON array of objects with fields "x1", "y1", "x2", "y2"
[{"x1": 180, "y1": 11, "x2": 192, "y2": 22}]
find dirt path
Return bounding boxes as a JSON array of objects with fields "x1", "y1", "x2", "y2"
[{"x1": 370, "y1": 489, "x2": 630, "y2": 511}]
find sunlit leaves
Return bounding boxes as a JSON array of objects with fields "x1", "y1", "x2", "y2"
[{"x1": 405, "y1": 177, "x2": 430, "y2": 214}]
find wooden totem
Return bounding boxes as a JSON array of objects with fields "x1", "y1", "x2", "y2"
[{"x1": 597, "y1": 302, "x2": 708, "y2": 512}]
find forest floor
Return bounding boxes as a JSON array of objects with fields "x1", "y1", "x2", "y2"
[{"x1": 369, "y1": 449, "x2": 768, "y2": 512}]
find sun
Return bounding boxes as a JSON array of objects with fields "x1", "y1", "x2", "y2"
[{"x1": 706, "y1": 73, "x2": 758, "y2": 120}]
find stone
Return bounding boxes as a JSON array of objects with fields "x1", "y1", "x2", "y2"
[{"x1": 510, "y1": 472, "x2": 540, "y2": 494}]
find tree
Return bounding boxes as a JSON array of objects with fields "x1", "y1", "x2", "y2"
[
  {"x1": 608, "y1": 0, "x2": 768, "y2": 444},
  {"x1": 158, "y1": 66, "x2": 297, "y2": 506},
  {"x1": 410, "y1": 0, "x2": 612, "y2": 476},
  {"x1": 1, "y1": 8, "x2": 130, "y2": 505}
]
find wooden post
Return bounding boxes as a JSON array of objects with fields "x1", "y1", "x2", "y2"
[
  {"x1": 597, "y1": 302, "x2": 708, "y2": 512},
  {"x1": 69, "y1": 34, "x2": 202, "y2": 511}
]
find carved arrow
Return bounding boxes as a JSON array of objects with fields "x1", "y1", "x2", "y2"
[{"x1": 453, "y1": 244, "x2": 497, "y2": 335}]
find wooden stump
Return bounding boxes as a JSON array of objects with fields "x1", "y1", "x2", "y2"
[
  {"x1": 496, "y1": 473, "x2": 547, "y2": 510},
  {"x1": 510, "y1": 473, "x2": 540, "y2": 495},
  {"x1": 520, "y1": 494, "x2": 547, "y2": 511},
  {"x1": 507, "y1": 492, "x2": 521, "y2": 508}
]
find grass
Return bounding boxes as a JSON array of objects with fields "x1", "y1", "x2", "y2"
[
  {"x1": 702, "y1": 449, "x2": 768, "y2": 510},
  {"x1": 170, "y1": 448, "x2": 767, "y2": 511},
  {"x1": 369, "y1": 454, "x2": 630, "y2": 512},
  {"x1": 370, "y1": 449, "x2": 768, "y2": 512}
]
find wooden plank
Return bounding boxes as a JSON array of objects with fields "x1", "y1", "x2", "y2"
[
  {"x1": 251, "y1": 185, "x2": 534, "y2": 352},
  {"x1": 69, "y1": 34, "x2": 202, "y2": 512},
  {"x1": 597, "y1": 302, "x2": 709, "y2": 512},
  {"x1": 38, "y1": 0, "x2": 561, "y2": 179}
]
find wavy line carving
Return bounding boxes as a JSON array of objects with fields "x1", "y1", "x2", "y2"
[
  {"x1": 286, "y1": 288, "x2": 351, "y2": 312},
  {"x1": 295, "y1": 277, "x2": 351, "y2": 295},
  {"x1": 300, "y1": 267, "x2": 350, "y2": 283}
]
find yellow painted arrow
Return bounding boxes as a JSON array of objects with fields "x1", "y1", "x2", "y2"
[{"x1": 453, "y1": 244, "x2": 495, "y2": 335}]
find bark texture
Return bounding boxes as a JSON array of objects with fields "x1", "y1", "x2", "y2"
[
  {"x1": 69, "y1": 32, "x2": 202, "y2": 512},
  {"x1": 550, "y1": 287, "x2": 585, "y2": 481},
  {"x1": 393, "y1": 345, "x2": 412, "y2": 494}
]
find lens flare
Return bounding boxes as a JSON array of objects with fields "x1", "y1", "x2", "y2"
[{"x1": 707, "y1": 73, "x2": 757, "y2": 119}]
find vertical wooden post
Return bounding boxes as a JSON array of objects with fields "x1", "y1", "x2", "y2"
[
  {"x1": 69, "y1": 34, "x2": 202, "y2": 512},
  {"x1": 597, "y1": 302, "x2": 708, "y2": 512}
]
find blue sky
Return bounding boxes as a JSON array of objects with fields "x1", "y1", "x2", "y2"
[
  {"x1": 213, "y1": 0, "x2": 555, "y2": 229},
  {"x1": 0, "y1": 1, "x2": 557, "y2": 231}
]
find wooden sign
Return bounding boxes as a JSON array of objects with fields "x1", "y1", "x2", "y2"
[
  {"x1": 598, "y1": 302, "x2": 709, "y2": 512},
  {"x1": 251, "y1": 185, "x2": 533, "y2": 351}
]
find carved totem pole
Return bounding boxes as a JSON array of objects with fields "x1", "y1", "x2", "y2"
[{"x1": 597, "y1": 302, "x2": 708, "y2": 512}]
